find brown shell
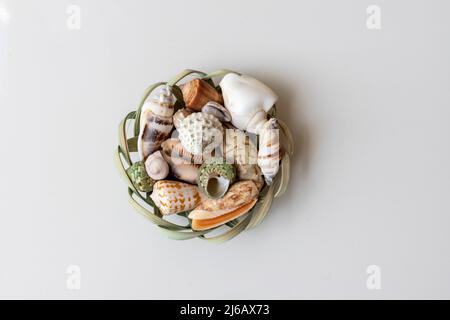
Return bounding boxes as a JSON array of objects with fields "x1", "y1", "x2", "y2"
[{"x1": 182, "y1": 79, "x2": 223, "y2": 111}]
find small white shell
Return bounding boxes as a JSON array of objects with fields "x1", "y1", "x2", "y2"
[{"x1": 144, "y1": 151, "x2": 169, "y2": 180}]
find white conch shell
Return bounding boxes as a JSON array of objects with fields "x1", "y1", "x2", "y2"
[
  {"x1": 150, "y1": 180, "x2": 203, "y2": 215},
  {"x1": 177, "y1": 112, "x2": 223, "y2": 156},
  {"x1": 137, "y1": 86, "x2": 175, "y2": 160},
  {"x1": 257, "y1": 118, "x2": 280, "y2": 185},
  {"x1": 144, "y1": 151, "x2": 169, "y2": 180},
  {"x1": 219, "y1": 73, "x2": 278, "y2": 134}
]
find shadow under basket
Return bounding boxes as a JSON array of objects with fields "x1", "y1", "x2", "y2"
[{"x1": 115, "y1": 69, "x2": 294, "y2": 243}]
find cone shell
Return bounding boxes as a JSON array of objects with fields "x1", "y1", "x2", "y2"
[
  {"x1": 150, "y1": 180, "x2": 203, "y2": 215},
  {"x1": 258, "y1": 118, "x2": 280, "y2": 185},
  {"x1": 189, "y1": 180, "x2": 258, "y2": 223},
  {"x1": 182, "y1": 79, "x2": 223, "y2": 111}
]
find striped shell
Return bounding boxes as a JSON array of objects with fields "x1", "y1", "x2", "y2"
[
  {"x1": 257, "y1": 118, "x2": 280, "y2": 185},
  {"x1": 138, "y1": 86, "x2": 175, "y2": 160},
  {"x1": 150, "y1": 180, "x2": 202, "y2": 215}
]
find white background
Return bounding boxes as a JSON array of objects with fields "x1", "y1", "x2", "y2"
[{"x1": 1, "y1": 0, "x2": 449, "y2": 299}]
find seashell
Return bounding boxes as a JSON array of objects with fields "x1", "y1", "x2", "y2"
[
  {"x1": 172, "y1": 164, "x2": 199, "y2": 184},
  {"x1": 223, "y1": 129, "x2": 258, "y2": 166},
  {"x1": 150, "y1": 180, "x2": 203, "y2": 215},
  {"x1": 126, "y1": 161, "x2": 154, "y2": 192},
  {"x1": 201, "y1": 101, "x2": 231, "y2": 122},
  {"x1": 189, "y1": 181, "x2": 258, "y2": 230},
  {"x1": 160, "y1": 138, "x2": 201, "y2": 184},
  {"x1": 173, "y1": 108, "x2": 193, "y2": 129},
  {"x1": 177, "y1": 112, "x2": 223, "y2": 156},
  {"x1": 235, "y1": 164, "x2": 264, "y2": 191},
  {"x1": 219, "y1": 73, "x2": 278, "y2": 134},
  {"x1": 258, "y1": 118, "x2": 280, "y2": 185},
  {"x1": 197, "y1": 158, "x2": 236, "y2": 199},
  {"x1": 161, "y1": 138, "x2": 203, "y2": 166},
  {"x1": 144, "y1": 151, "x2": 169, "y2": 180},
  {"x1": 191, "y1": 199, "x2": 257, "y2": 231},
  {"x1": 182, "y1": 78, "x2": 223, "y2": 111},
  {"x1": 137, "y1": 86, "x2": 175, "y2": 160}
]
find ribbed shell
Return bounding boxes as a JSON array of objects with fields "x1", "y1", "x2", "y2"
[
  {"x1": 257, "y1": 118, "x2": 280, "y2": 185},
  {"x1": 177, "y1": 112, "x2": 223, "y2": 155},
  {"x1": 150, "y1": 180, "x2": 202, "y2": 215}
]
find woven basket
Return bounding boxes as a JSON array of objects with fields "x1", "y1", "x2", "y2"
[{"x1": 115, "y1": 69, "x2": 294, "y2": 243}]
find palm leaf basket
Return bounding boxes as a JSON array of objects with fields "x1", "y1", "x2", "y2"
[{"x1": 115, "y1": 69, "x2": 294, "y2": 243}]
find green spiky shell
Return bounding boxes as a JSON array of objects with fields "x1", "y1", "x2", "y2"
[
  {"x1": 197, "y1": 158, "x2": 236, "y2": 198},
  {"x1": 127, "y1": 161, "x2": 154, "y2": 192}
]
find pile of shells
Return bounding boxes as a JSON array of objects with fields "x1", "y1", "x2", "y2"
[{"x1": 117, "y1": 69, "x2": 293, "y2": 241}]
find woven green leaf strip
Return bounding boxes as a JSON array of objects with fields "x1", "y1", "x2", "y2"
[{"x1": 116, "y1": 69, "x2": 292, "y2": 242}]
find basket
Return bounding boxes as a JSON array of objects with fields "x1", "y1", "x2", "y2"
[{"x1": 115, "y1": 69, "x2": 294, "y2": 243}]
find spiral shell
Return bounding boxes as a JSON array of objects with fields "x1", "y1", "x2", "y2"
[
  {"x1": 177, "y1": 112, "x2": 223, "y2": 156},
  {"x1": 126, "y1": 161, "x2": 154, "y2": 192},
  {"x1": 257, "y1": 118, "x2": 280, "y2": 185},
  {"x1": 138, "y1": 86, "x2": 175, "y2": 160},
  {"x1": 197, "y1": 158, "x2": 236, "y2": 199},
  {"x1": 150, "y1": 180, "x2": 203, "y2": 215},
  {"x1": 144, "y1": 151, "x2": 169, "y2": 180}
]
